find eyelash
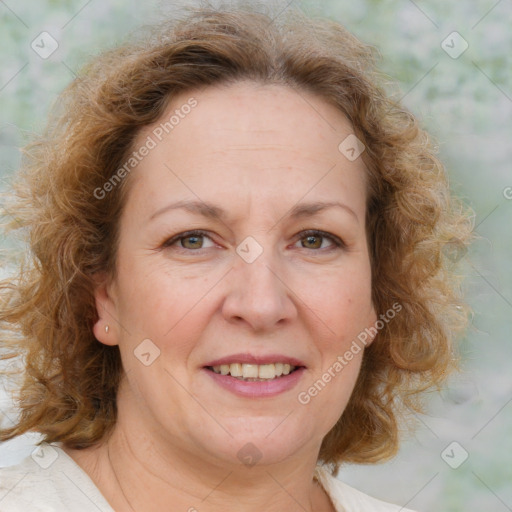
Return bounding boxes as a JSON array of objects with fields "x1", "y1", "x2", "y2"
[{"x1": 161, "y1": 229, "x2": 345, "y2": 254}]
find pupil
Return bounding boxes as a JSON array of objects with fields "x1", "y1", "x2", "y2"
[
  {"x1": 184, "y1": 235, "x2": 201, "y2": 248},
  {"x1": 183, "y1": 234, "x2": 322, "y2": 250},
  {"x1": 305, "y1": 235, "x2": 320, "y2": 248}
]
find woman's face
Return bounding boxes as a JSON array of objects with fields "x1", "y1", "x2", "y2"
[{"x1": 95, "y1": 81, "x2": 377, "y2": 468}]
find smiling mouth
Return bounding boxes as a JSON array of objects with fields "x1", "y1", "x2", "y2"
[{"x1": 205, "y1": 363, "x2": 303, "y2": 381}]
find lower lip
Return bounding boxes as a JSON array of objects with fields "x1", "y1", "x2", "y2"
[{"x1": 203, "y1": 367, "x2": 306, "y2": 398}]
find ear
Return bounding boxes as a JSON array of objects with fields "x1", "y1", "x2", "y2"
[{"x1": 92, "y1": 271, "x2": 119, "y2": 347}]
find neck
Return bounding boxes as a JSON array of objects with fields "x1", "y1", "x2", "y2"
[
  {"x1": 63, "y1": 382, "x2": 335, "y2": 512},
  {"x1": 64, "y1": 424, "x2": 334, "y2": 512}
]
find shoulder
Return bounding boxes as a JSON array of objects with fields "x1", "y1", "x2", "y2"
[
  {"x1": 0, "y1": 442, "x2": 113, "y2": 512},
  {"x1": 314, "y1": 465, "x2": 418, "y2": 512}
]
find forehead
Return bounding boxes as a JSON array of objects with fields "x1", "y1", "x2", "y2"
[
  {"x1": 126, "y1": 81, "x2": 368, "y2": 223},
  {"x1": 151, "y1": 80, "x2": 357, "y2": 152}
]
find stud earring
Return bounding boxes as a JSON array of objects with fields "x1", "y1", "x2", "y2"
[{"x1": 105, "y1": 325, "x2": 110, "y2": 333}]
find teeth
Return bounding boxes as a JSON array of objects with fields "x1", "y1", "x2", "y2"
[
  {"x1": 258, "y1": 364, "x2": 275, "y2": 379},
  {"x1": 210, "y1": 363, "x2": 298, "y2": 380},
  {"x1": 229, "y1": 363, "x2": 242, "y2": 377},
  {"x1": 243, "y1": 364, "x2": 259, "y2": 378}
]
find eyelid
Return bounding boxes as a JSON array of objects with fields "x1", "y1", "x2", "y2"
[
  {"x1": 161, "y1": 229, "x2": 215, "y2": 249},
  {"x1": 295, "y1": 229, "x2": 346, "y2": 250},
  {"x1": 161, "y1": 228, "x2": 346, "y2": 252}
]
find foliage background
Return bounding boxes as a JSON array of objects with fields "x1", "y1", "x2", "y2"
[{"x1": 0, "y1": 1, "x2": 511, "y2": 510}]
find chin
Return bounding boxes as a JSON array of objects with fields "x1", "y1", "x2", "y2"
[{"x1": 194, "y1": 419, "x2": 317, "y2": 469}]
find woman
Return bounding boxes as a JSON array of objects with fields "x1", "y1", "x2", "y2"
[{"x1": 0, "y1": 3, "x2": 473, "y2": 511}]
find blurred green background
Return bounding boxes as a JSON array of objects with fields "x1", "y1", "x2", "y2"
[{"x1": 0, "y1": 1, "x2": 511, "y2": 510}]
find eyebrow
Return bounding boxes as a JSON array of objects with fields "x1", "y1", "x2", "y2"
[{"x1": 149, "y1": 199, "x2": 358, "y2": 223}]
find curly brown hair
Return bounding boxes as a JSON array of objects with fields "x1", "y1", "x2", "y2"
[{"x1": 0, "y1": 2, "x2": 474, "y2": 475}]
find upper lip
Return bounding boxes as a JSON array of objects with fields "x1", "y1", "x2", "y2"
[{"x1": 203, "y1": 353, "x2": 306, "y2": 368}]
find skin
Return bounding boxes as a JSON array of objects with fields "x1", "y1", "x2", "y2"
[{"x1": 64, "y1": 81, "x2": 377, "y2": 512}]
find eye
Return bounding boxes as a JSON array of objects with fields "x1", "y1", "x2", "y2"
[
  {"x1": 294, "y1": 230, "x2": 345, "y2": 251},
  {"x1": 161, "y1": 228, "x2": 345, "y2": 254},
  {"x1": 162, "y1": 230, "x2": 216, "y2": 251}
]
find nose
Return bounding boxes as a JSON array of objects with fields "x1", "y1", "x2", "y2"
[{"x1": 221, "y1": 246, "x2": 298, "y2": 332}]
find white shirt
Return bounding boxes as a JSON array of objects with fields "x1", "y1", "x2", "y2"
[{"x1": 0, "y1": 442, "x2": 417, "y2": 511}]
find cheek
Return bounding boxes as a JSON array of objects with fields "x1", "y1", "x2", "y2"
[
  {"x1": 296, "y1": 342, "x2": 363, "y2": 439},
  {"x1": 115, "y1": 256, "x2": 211, "y2": 336},
  {"x1": 113, "y1": 264, "x2": 220, "y2": 384},
  {"x1": 307, "y1": 266, "x2": 373, "y2": 340},
  {"x1": 300, "y1": 266, "x2": 372, "y2": 416}
]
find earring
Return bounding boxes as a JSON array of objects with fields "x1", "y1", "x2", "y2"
[{"x1": 105, "y1": 325, "x2": 110, "y2": 333}]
